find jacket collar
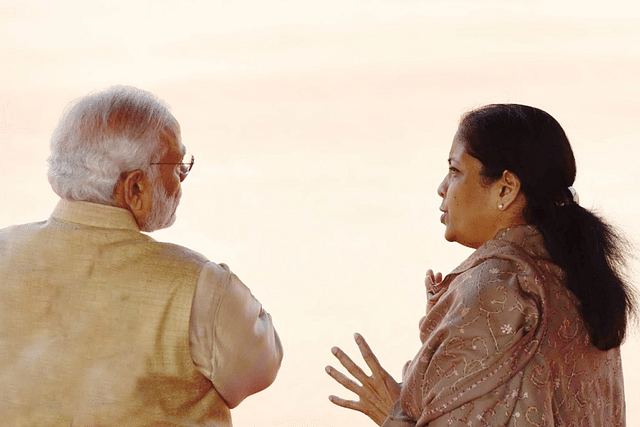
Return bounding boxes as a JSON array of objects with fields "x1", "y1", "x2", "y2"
[{"x1": 50, "y1": 199, "x2": 140, "y2": 232}]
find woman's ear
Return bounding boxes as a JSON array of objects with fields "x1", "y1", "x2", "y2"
[{"x1": 498, "y1": 170, "x2": 522, "y2": 209}]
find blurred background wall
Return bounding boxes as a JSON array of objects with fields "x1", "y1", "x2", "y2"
[{"x1": 1, "y1": 1, "x2": 639, "y2": 425}]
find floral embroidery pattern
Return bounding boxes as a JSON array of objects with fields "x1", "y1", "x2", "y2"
[{"x1": 500, "y1": 324, "x2": 514, "y2": 334}]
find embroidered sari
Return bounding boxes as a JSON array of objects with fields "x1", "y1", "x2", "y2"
[{"x1": 383, "y1": 225, "x2": 625, "y2": 426}]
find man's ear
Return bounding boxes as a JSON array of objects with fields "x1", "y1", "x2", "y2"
[
  {"x1": 122, "y1": 170, "x2": 146, "y2": 210},
  {"x1": 498, "y1": 170, "x2": 522, "y2": 209},
  {"x1": 112, "y1": 170, "x2": 153, "y2": 227}
]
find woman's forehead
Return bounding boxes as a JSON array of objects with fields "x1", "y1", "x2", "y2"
[{"x1": 448, "y1": 134, "x2": 467, "y2": 161}]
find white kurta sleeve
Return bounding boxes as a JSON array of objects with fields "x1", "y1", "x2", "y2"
[{"x1": 189, "y1": 262, "x2": 283, "y2": 408}]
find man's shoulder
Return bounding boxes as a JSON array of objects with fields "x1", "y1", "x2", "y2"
[
  {"x1": 0, "y1": 216, "x2": 213, "y2": 278},
  {"x1": 144, "y1": 240, "x2": 210, "y2": 265},
  {"x1": 0, "y1": 221, "x2": 48, "y2": 248},
  {"x1": 0, "y1": 220, "x2": 47, "y2": 235}
]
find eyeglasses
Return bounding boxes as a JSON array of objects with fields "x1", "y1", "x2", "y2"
[{"x1": 150, "y1": 153, "x2": 195, "y2": 181}]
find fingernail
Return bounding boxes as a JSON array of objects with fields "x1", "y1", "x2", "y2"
[
  {"x1": 325, "y1": 366, "x2": 331, "y2": 373},
  {"x1": 331, "y1": 346, "x2": 338, "y2": 355},
  {"x1": 353, "y1": 332, "x2": 361, "y2": 341}
]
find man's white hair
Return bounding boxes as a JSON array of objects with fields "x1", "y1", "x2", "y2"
[{"x1": 47, "y1": 85, "x2": 177, "y2": 204}]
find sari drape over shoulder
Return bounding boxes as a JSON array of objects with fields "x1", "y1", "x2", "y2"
[{"x1": 384, "y1": 225, "x2": 625, "y2": 427}]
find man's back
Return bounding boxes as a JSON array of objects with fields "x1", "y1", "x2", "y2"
[{"x1": 0, "y1": 200, "x2": 231, "y2": 426}]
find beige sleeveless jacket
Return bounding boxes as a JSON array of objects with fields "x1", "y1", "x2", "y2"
[{"x1": 0, "y1": 200, "x2": 232, "y2": 426}]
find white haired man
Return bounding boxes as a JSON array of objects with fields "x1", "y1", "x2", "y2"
[{"x1": 0, "y1": 86, "x2": 283, "y2": 426}]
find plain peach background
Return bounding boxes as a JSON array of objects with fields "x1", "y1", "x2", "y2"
[{"x1": 2, "y1": 1, "x2": 639, "y2": 425}]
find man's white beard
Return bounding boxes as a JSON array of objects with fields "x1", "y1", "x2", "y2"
[{"x1": 142, "y1": 180, "x2": 181, "y2": 232}]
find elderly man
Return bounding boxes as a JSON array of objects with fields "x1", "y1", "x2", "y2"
[{"x1": 0, "y1": 86, "x2": 283, "y2": 426}]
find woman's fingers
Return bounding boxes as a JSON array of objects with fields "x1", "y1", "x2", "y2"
[
  {"x1": 327, "y1": 344, "x2": 388, "y2": 402},
  {"x1": 325, "y1": 363, "x2": 362, "y2": 395},
  {"x1": 330, "y1": 345, "x2": 371, "y2": 386},
  {"x1": 327, "y1": 393, "x2": 386, "y2": 425},
  {"x1": 327, "y1": 393, "x2": 359, "y2": 410},
  {"x1": 326, "y1": 335, "x2": 400, "y2": 426},
  {"x1": 325, "y1": 364, "x2": 387, "y2": 425},
  {"x1": 354, "y1": 333, "x2": 382, "y2": 377},
  {"x1": 425, "y1": 269, "x2": 434, "y2": 285},
  {"x1": 354, "y1": 333, "x2": 397, "y2": 399},
  {"x1": 425, "y1": 269, "x2": 443, "y2": 285},
  {"x1": 325, "y1": 363, "x2": 385, "y2": 406}
]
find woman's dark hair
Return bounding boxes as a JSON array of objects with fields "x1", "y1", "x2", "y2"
[{"x1": 459, "y1": 103, "x2": 635, "y2": 350}]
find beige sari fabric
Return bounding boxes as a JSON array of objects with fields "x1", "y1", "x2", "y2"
[{"x1": 384, "y1": 225, "x2": 625, "y2": 426}]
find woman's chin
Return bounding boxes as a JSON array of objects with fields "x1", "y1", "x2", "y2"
[{"x1": 443, "y1": 229, "x2": 456, "y2": 243}]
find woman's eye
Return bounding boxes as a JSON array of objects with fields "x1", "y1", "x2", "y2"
[{"x1": 449, "y1": 167, "x2": 459, "y2": 173}]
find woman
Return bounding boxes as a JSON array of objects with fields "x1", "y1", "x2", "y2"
[{"x1": 325, "y1": 104, "x2": 635, "y2": 426}]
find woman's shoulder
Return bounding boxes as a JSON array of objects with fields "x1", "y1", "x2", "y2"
[
  {"x1": 446, "y1": 238, "x2": 562, "y2": 309},
  {"x1": 449, "y1": 225, "x2": 552, "y2": 280},
  {"x1": 446, "y1": 256, "x2": 522, "y2": 309},
  {"x1": 491, "y1": 224, "x2": 551, "y2": 261}
]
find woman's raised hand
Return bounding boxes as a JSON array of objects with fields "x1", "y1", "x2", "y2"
[
  {"x1": 424, "y1": 269, "x2": 443, "y2": 312},
  {"x1": 419, "y1": 269, "x2": 443, "y2": 342},
  {"x1": 325, "y1": 333, "x2": 401, "y2": 426}
]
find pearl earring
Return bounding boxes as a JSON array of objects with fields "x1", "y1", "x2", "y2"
[{"x1": 498, "y1": 204, "x2": 504, "y2": 210}]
